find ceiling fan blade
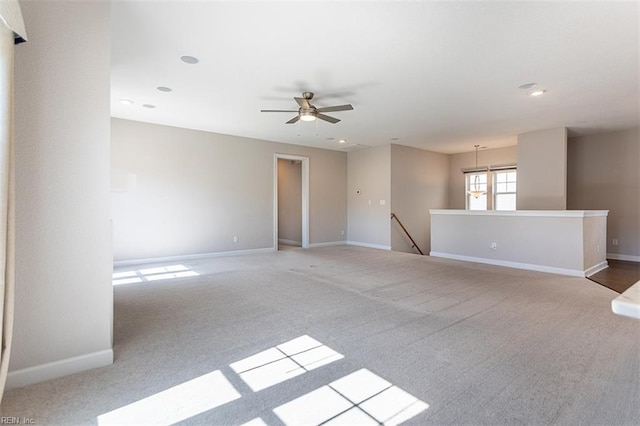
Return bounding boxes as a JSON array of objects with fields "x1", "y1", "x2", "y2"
[
  {"x1": 261, "y1": 109, "x2": 298, "y2": 113},
  {"x1": 294, "y1": 97, "x2": 311, "y2": 109},
  {"x1": 286, "y1": 116, "x2": 300, "y2": 124},
  {"x1": 316, "y1": 104, "x2": 354, "y2": 113},
  {"x1": 316, "y1": 113, "x2": 340, "y2": 124}
]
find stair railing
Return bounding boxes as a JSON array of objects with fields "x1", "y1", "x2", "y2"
[{"x1": 390, "y1": 212, "x2": 424, "y2": 255}]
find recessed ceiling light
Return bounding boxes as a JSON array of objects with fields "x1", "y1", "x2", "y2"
[
  {"x1": 180, "y1": 55, "x2": 199, "y2": 64},
  {"x1": 119, "y1": 99, "x2": 134, "y2": 105},
  {"x1": 390, "y1": 137, "x2": 399, "y2": 141},
  {"x1": 325, "y1": 137, "x2": 335, "y2": 140},
  {"x1": 518, "y1": 82, "x2": 537, "y2": 90},
  {"x1": 156, "y1": 86, "x2": 172, "y2": 92},
  {"x1": 339, "y1": 139, "x2": 347, "y2": 144},
  {"x1": 142, "y1": 104, "x2": 156, "y2": 109},
  {"x1": 530, "y1": 90, "x2": 546, "y2": 97}
]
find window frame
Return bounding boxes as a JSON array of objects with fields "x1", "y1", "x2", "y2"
[{"x1": 492, "y1": 169, "x2": 517, "y2": 211}]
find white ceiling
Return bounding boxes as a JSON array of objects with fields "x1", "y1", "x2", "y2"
[{"x1": 111, "y1": 1, "x2": 639, "y2": 154}]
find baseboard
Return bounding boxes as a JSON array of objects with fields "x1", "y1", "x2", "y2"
[
  {"x1": 308, "y1": 241, "x2": 347, "y2": 248},
  {"x1": 429, "y1": 252, "x2": 587, "y2": 277},
  {"x1": 114, "y1": 247, "x2": 275, "y2": 267},
  {"x1": 278, "y1": 239, "x2": 302, "y2": 247},
  {"x1": 585, "y1": 261, "x2": 609, "y2": 277},
  {"x1": 607, "y1": 253, "x2": 640, "y2": 262},
  {"x1": 347, "y1": 241, "x2": 392, "y2": 251},
  {"x1": 6, "y1": 349, "x2": 113, "y2": 390}
]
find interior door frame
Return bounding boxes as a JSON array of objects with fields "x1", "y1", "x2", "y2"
[{"x1": 274, "y1": 153, "x2": 309, "y2": 249}]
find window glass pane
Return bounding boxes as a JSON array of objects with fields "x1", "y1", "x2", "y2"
[
  {"x1": 468, "y1": 173, "x2": 487, "y2": 191},
  {"x1": 507, "y1": 182, "x2": 517, "y2": 192},
  {"x1": 468, "y1": 193, "x2": 487, "y2": 210},
  {"x1": 496, "y1": 173, "x2": 506, "y2": 183},
  {"x1": 496, "y1": 182, "x2": 507, "y2": 192},
  {"x1": 508, "y1": 171, "x2": 516, "y2": 181},
  {"x1": 496, "y1": 193, "x2": 516, "y2": 210},
  {"x1": 466, "y1": 172, "x2": 487, "y2": 210}
]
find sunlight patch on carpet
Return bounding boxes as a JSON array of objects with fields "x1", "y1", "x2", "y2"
[
  {"x1": 240, "y1": 418, "x2": 268, "y2": 426},
  {"x1": 230, "y1": 335, "x2": 344, "y2": 392},
  {"x1": 96, "y1": 336, "x2": 427, "y2": 424},
  {"x1": 112, "y1": 264, "x2": 199, "y2": 285},
  {"x1": 97, "y1": 370, "x2": 240, "y2": 425},
  {"x1": 274, "y1": 369, "x2": 428, "y2": 426}
]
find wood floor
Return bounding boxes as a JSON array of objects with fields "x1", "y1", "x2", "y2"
[{"x1": 588, "y1": 259, "x2": 640, "y2": 293}]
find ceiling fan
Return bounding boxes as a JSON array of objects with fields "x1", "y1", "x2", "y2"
[{"x1": 261, "y1": 91, "x2": 353, "y2": 124}]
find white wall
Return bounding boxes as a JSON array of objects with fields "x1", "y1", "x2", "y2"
[
  {"x1": 277, "y1": 159, "x2": 302, "y2": 245},
  {"x1": 390, "y1": 144, "x2": 448, "y2": 254},
  {"x1": 11, "y1": 0, "x2": 113, "y2": 379},
  {"x1": 568, "y1": 128, "x2": 640, "y2": 260},
  {"x1": 111, "y1": 119, "x2": 347, "y2": 262},
  {"x1": 347, "y1": 146, "x2": 391, "y2": 249},
  {"x1": 583, "y1": 215, "x2": 608, "y2": 269},
  {"x1": 517, "y1": 127, "x2": 567, "y2": 210}
]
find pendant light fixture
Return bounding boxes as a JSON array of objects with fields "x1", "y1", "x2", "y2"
[{"x1": 467, "y1": 145, "x2": 486, "y2": 199}]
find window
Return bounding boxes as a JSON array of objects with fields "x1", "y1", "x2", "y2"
[
  {"x1": 466, "y1": 172, "x2": 487, "y2": 210},
  {"x1": 464, "y1": 167, "x2": 517, "y2": 210},
  {"x1": 494, "y1": 170, "x2": 517, "y2": 210}
]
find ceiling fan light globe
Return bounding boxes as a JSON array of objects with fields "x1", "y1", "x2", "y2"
[{"x1": 299, "y1": 112, "x2": 316, "y2": 121}]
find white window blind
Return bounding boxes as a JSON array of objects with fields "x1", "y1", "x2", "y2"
[{"x1": 0, "y1": 0, "x2": 27, "y2": 43}]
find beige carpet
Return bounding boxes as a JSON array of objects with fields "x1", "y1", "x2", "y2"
[{"x1": 1, "y1": 246, "x2": 639, "y2": 425}]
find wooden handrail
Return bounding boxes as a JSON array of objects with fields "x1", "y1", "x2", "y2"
[{"x1": 390, "y1": 212, "x2": 424, "y2": 255}]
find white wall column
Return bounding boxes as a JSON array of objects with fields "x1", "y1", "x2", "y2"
[{"x1": 517, "y1": 127, "x2": 567, "y2": 210}]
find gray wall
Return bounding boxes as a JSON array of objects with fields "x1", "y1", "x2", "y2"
[
  {"x1": 568, "y1": 128, "x2": 640, "y2": 259},
  {"x1": 277, "y1": 159, "x2": 302, "y2": 245},
  {"x1": 448, "y1": 146, "x2": 518, "y2": 209},
  {"x1": 517, "y1": 127, "x2": 568, "y2": 210},
  {"x1": 430, "y1": 210, "x2": 607, "y2": 276},
  {"x1": 347, "y1": 146, "x2": 391, "y2": 248},
  {"x1": 390, "y1": 144, "x2": 448, "y2": 254},
  {"x1": 12, "y1": 1, "x2": 113, "y2": 371},
  {"x1": 111, "y1": 119, "x2": 347, "y2": 261}
]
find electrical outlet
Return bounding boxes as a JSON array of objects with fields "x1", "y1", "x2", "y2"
[
  {"x1": 612, "y1": 238, "x2": 618, "y2": 246},
  {"x1": 233, "y1": 236, "x2": 239, "y2": 243},
  {"x1": 341, "y1": 230, "x2": 344, "y2": 236},
  {"x1": 379, "y1": 199, "x2": 386, "y2": 205},
  {"x1": 490, "y1": 242, "x2": 497, "y2": 250}
]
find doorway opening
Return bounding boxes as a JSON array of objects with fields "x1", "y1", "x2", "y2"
[{"x1": 274, "y1": 154, "x2": 309, "y2": 250}]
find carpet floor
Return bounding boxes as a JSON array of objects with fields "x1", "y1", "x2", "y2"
[{"x1": 1, "y1": 246, "x2": 639, "y2": 425}]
